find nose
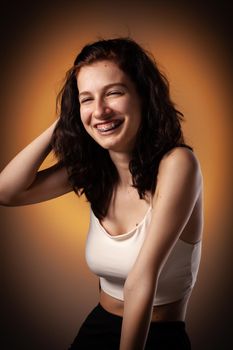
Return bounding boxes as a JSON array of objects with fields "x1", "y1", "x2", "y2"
[{"x1": 92, "y1": 98, "x2": 112, "y2": 119}]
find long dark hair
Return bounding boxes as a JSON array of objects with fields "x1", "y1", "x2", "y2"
[{"x1": 50, "y1": 37, "x2": 193, "y2": 219}]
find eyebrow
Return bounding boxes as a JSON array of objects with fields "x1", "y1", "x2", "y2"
[{"x1": 78, "y1": 83, "x2": 128, "y2": 97}]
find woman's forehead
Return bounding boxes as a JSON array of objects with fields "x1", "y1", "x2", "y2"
[
  {"x1": 76, "y1": 60, "x2": 131, "y2": 92},
  {"x1": 77, "y1": 60, "x2": 123, "y2": 78}
]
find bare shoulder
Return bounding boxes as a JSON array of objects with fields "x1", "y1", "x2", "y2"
[
  {"x1": 158, "y1": 147, "x2": 202, "y2": 179},
  {"x1": 154, "y1": 146, "x2": 203, "y2": 200}
]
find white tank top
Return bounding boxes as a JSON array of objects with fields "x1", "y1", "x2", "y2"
[{"x1": 85, "y1": 205, "x2": 202, "y2": 305}]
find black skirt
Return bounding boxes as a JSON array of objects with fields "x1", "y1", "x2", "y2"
[{"x1": 68, "y1": 303, "x2": 191, "y2": 350}]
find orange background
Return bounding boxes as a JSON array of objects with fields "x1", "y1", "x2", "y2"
[{"x1": 1, "y1": 1, "x2": 233, "y2": 349}]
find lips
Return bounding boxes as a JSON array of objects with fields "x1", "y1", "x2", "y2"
[{"x1": 95, "y1": 119, "x2": 123, "y2": 132}]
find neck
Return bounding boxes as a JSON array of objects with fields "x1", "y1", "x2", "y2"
[{"x1": 109, "y1": 150, "x2": 133, "y2": 188}]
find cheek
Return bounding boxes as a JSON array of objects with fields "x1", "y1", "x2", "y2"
[
  {"x1": 108, "y1": 97, "x2": 130, "y2": 112},
  {"x1": 80, "y1": 108, "x2": 91, "y2": 126}
]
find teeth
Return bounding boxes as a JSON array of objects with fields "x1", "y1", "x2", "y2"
[{"x1": 96, "y1": 120, "x2": 121, "y2": 132}]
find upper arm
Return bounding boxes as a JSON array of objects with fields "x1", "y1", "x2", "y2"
[
  {"x1": 125, "y1": 147, "x2": 203, "y2": 289},
  {"x1": 3, "y1": 163, "x2": 73, "y2": 206}
]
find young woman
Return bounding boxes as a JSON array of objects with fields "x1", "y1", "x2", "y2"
[{"x1": 0, "y1": 38, "x2": 204, "y2": 349}]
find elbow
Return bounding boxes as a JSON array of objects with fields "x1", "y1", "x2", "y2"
[
  {"x1": 0, "y1": 190, "x2": 20, "y2": 207},
  {"x1": 124, "y1": 266, "x2": 159, "y2": 294},
  {"x1": 124, "y1": 274, "x2": 157, "y2": 301},
  {"x1": 0, "y1": 179, "x2": 26, "y2": 206},
  {"x1": 0, "y1": 195, "x2": 14, "y2": 206},
  {"x1": 0, "y1": 190, "x2": 10, "y2": 206},
  {"x1": 0, "y1": 180, "x2": 14, "y2": 206}
]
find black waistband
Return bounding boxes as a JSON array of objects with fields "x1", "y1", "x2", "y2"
[{"x1": 96, "y1": 302, "x2": 186, "y2": 328}]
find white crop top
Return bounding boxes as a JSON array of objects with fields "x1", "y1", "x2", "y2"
[{"x1": 85, "y1": 205, "x2": 202, "y2": 306}]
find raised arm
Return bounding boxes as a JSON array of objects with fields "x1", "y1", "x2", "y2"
[
  {"x1": 120, "y1": 147, "x2": 203, "y2": 350},
  {"x1": 0, "y1": 120, "x2": 72, "y2": 206}
]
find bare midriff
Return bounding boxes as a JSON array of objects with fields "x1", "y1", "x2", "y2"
[{"x1": 99, "y1": 289, "x2": 190, "y2": 322}]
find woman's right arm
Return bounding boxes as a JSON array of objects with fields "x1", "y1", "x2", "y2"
[{"x1": 0, "y1": 120, "x2": 73, "y2": 206}]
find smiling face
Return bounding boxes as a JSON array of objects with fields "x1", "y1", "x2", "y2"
[{"x1": 76, "y1": 60, "x2": 142, "y2": 154}]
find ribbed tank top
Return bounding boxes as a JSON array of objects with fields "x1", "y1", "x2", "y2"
[{"x1": 85, "y1": 205, "x2": 202, "y2": 306}]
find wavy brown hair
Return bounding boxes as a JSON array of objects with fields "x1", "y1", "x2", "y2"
[{"x1": 50, "y1": 37, "x2": 193, "y2": 219}]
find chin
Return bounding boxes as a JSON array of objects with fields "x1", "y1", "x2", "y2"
[{"x1": 92, "y1": 135, "x2": 122, "y2": 151}]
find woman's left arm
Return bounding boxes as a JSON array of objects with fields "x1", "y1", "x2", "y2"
[{"x1": 119, "y1": 147, "x2": 203, "y2": 350}]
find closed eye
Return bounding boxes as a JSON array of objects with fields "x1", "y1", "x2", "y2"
[
  {"x1": 106, "y1": 90, "x2": 123, "y2": 96},
  {"x1": 80, "y1": 97, "x2": 93, "y2": 104},
  {"x1": 80, "y1": 91, "x2": 123, "y2": 104}
]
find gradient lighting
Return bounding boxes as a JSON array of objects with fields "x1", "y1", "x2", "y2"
[{"x1": 1, "y1": 4, "x2": 232, "y2": 350}]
